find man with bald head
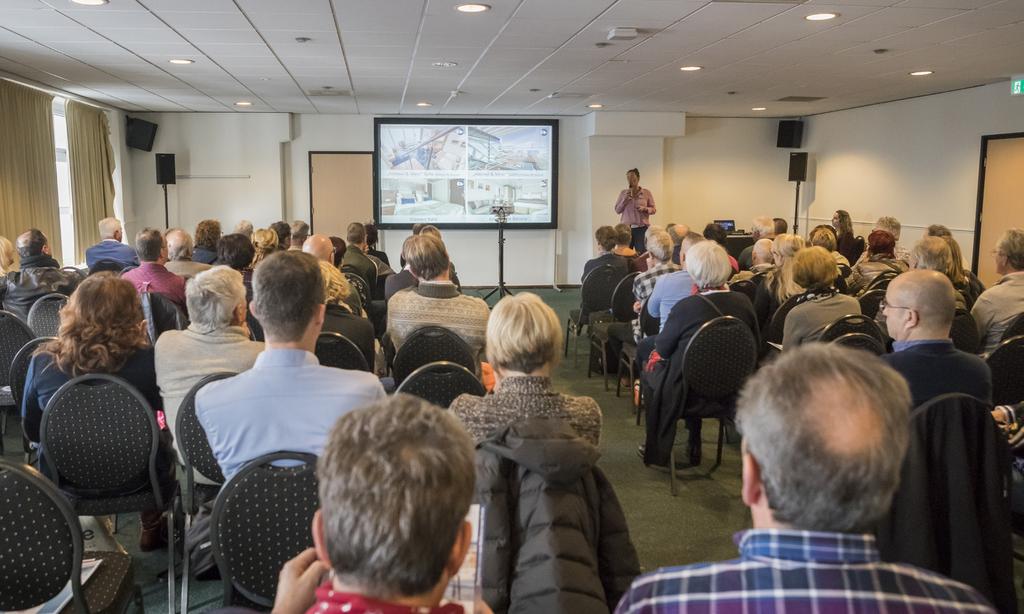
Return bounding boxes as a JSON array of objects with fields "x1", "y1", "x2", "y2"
[
  {"x1": 881, "y1": 270, "x2": 991, "y2": 407},
  {"x1": 165, "y1": 228, "x2": 211, "y2": 279},
  {"x1": 302, "y1": 234, "x2": 335, "y2": 263}
]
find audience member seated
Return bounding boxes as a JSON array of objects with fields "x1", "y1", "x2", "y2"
[
  {"x1": 302, "y1": 233, "x2": 335, "y2": 264},
  {"x1": 196, "y1": 251, "x2": 385, "y2": 481},
  {"x1": 647, "y1": 231, "x2": 703, "y2": 330},
  {"x1": 1, "y1": 229, "x2": 81, "y2": 321},
  {"x1": 737, "y1": 216, "x2": 775, "y2": 271},
  {"x1": 319, "y1": 261, "x2": 375, "y2": 370},
  {"x1": 341, "y1": 222, "x2": 378, "y2": 287},
  {"x1": 629, "y1": 230, "x2": 677, "y2": 340},
  {"x1": 881, "y1": 270, "x2": 991, "y2": 407},
  {"x1": 364, "y1": 222, "x2": 390, "y2": 266},
  {"x1": 192, "y1": 219, "x2": 221, "y2": 265},
  {"x1": 613, "y1": 223, "x2": 641, "y2": 271},
  {"x1": 251, "y1": 227, "x2": 279, "y2": 268},
  {"x1": 21, "y1": 273, "x2": 173, "y2": 551},
  {"x1": 702, "y1": 223, "x2": 739, "y2": 272},
  {"x1": 0, "y1": 235, "x2": 16, "y2": 274},
  {"x1": 668, "y1": 223, "x2": 689, "y2": 265},
  {"x1": 583, "y1": 225, "x2": 628, "y2": 281},
  {"x1": 233, "y1": 219, "x2": 253, "y2": 239},
  {"x1": 451, "y1": 292, "x2": 602, "y2": 445},
  {"x1": 730, "y1": 238, "x2": 774, "y2": 283},
  {"x1": 268, "y1": 395, "x2": 493, "y2": 614},
  {"x1": 122, "y1": 228, "x2": 187, "y2": 313},
  {"x1": 155, "y1": 266, "x2": 263, "y2": 447},
  {"x1": 271, "y1": 220, "x2": 291, "y2": 251},
  {"x1": 385, "y1": 235, "x2": 419, "y2": 302},
  {"x1": 832, "y1": 209, "x2": 864, "y2": 264},
  {"x1": 356, "y1": 224, "x2": 395, "y2": 279},
  {"x1": 165, "y1": 228, "x2": 211, "y2": 279},
  {"x1": 910, "y1": 237, "x2": 968, "y2": 311},
  {"x1": 85, "y1": 216, "x2": 139, "y2": 269},
  {"x1": 216, "y1": 232, "x2": 256, "y2": 298},
  {"x1": 617, "y1": 344, "x2": 993, "y2": 613},
  {"x1": 753, "y1": 233, "x2": 804, "y2": 330},
  {"x1": 329, "y1": 236, "x2": 347, "y2": 267},
  {"x1": 418, "y1": 225, "x2": 461, "y2": 288},
  {"x1": 808, "y1": 224, "x2": 849, "y2": 267},
  {"x1": 773, "y1": 217, "x2": 788, "y2": 235},
  {"x1": 856, "y1": 216, "x2": 910, "y2": 266},
  {"x1": 387, "y1": 235, "x2": 489, "y2": 364},
  {"x1": 639, "y1": 241, "x2": 758, "y2": 467},
  {"x1": 782, "y1": 246, "x2": 861, "y2": 349},
  {"x1": 847, "y1": 229, "x2": 908, "y2": 296},
  {"x1": 926, "y1": 225, "x2": 986, "y2": 308},
  {"x1": 972, "y1": 228, "x2": 1024, "y2": 354},
  {"x1": 289, "y1": 220, "x2": 310, "y2": 251}
]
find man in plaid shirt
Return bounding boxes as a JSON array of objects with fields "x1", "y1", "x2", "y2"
[
  {"x1": 631, "y1": 229, "x2": 678, "y2": 341},
  {"x1": 616, "y1": 344, "x2": 995, "y2": 614}
]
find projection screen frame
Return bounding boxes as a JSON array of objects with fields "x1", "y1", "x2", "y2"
[{"x1": 373, "y1": 117, "x2": 559, "y2": 230}]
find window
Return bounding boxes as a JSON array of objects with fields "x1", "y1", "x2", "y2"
[{"x1": 52, "y1": 97, "x2": 76, "y2": 264}]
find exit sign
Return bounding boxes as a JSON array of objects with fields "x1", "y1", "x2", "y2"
[{"x1": 1013, "y1": 76, "x2": 1024, "y2": 96}]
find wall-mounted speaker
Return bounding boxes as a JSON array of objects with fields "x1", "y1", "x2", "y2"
[
  {"x1": 789, "y1": 152, "x2": 808, "y2": 182},
  {"x1": 777, "y1": 120, "x2": 804, "y2": 148},
  {"x1": 155, "y1": 153, "x2": 176, "y2": 185},
  {"x1": 126, "y1": 117, "x2": 158, "y2": 151}
]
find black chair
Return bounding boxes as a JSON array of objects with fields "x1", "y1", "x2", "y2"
[
  {"x1": 727, "y1": 279, "x2": 756, "y2": 303},
  {"x1": 858, "y1": 288, "x2": 887, "y2": 319},
  {"x1": 141, "y1": 291, "x2": 188, "y2": 343},
  {"x1": 9, "y1": 336, "x2": 55, "y2": 462},
  {"x1": 832, "y1": 332, "x2": 887, "y2": 355},
  {"x1": 89, "y1": 259, "x2": 127, "y2": 276},
  {"x1": 949, "y1": 308, "x2": 981, "y2": 354},
  {"x1": 211, "y1": 452, "x2": 319, "y2": 608},
  {"x1": 566, "y1": 264, "x2": 626, "y2": 366},
  {"x1": 395, "y1": 361, "x2": 485, "y2": 408},
  {"x1": 1002, "y1": 312, "x2": 1024, "y2": 343},
  {"x1": 315, "y1": 332, "x2": 370, "y2": 371},
  {"x1": 246, "y1": 309, "x2": 265, "y2": 342},
  {"x1": 175, "y1": 372, "x2": 235, "y2": 613},
  {"x1": 764, "y1": 294, "x2": 802, "y2": 345},
  {"x1": 837, "y1": 263, "x2": 853, "y2": 280},
  {"x1": 669, "y1": 316, "x2": 758, "y2": 495},
  {"x1": 0, "y1": 310, "x2": 35, "y2": 455},
  {"x1": 392, "y1": 325, "x2": 476, "y2": 384},
  {"x1": 986, "y1": 335, "x2": 1024, "y2": 406},
  {"x1": 618, "y1": 305, "x2": 659, "y2": 422},
  {"x1": 343, "y1": 269, "x2": 371, "y2": 309},
  {"x1": 818, "y1": 313, "x2": 886, "y2": 345},
  {"x1": 0, "y1": 460, "x2": 143, "y2": 614},
  {"x1": 26, "y1": 292, "x2": 67, "y2": 337},
  {"x1": 40, "y1": 374, "x2": 177, "y2": 614},
  {"x1": 864, "y1": 270, "x2": 899, "y2": 293},
  {"x1": 588, "y1": 272, "x2": 639, "y2": 389}
]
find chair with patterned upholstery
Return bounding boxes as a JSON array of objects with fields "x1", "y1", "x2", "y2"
[
  {"x1": 0, "y1": 459, "x2": 143, "y2": 614},
  {"x1": 175, "y1": 372, "x2": 234, "y2": 613},
  {"x1": 89, "y1": 259, "x2": 128, "y2": 276},
  {"x1": 864, "y1": 270, "x2": 899, "y2": 294},
  {"x1": 987, "y1": 335, "x2": 1024, "y2": 406},
  {"x1": 395, "y1": 361, "x2": 485, "y2": 408},
  {"x1": 858, "y1": 288, "x2": 887, "y2": 319},
  {"x1": 764, "y1": 294, "x2": 802, "y2": 345},
  {"x1": 588, "y1": 272, "x2": 639, "y2": 389},
  {"x1": 26, "y1": 292, "x2": 67, "y2": 337},
  {"x1": 8, "y1": 336, "x2": 55, "y2": 463},
  {"x1": 343, "y1": 270, "x2": 371, "y2": 310},
  {"x1": 40, "y1": 374, "x2": 177, "y2": 614},
  {"x1": 668, "y1": 316, "x2": 758, "y2": 495},
  {"x1": 818, "y1": 313, "x2": 886, "y2": 345},
  {"x1": 1002, "y1": 312, "x2": 1024, "y2": 343},
  {"x1": 392, "y1": 325, "x2": 477, "y2": 384},
  {"x1": 0, "y1": 310, "x2": 35, "y2": 455},
  {"x1": 315, "y1": 332, "x2": 369, "y2": 371},
  {"x1": 832, "y1": 332, "x2": 887, "y2": 355},
  {"x1": 211, "y1": 452, "x2": 319, "y2": 608},
  {"x1": 61, "y1": 266, "x2": 87, "y2": 280},
  {"x1": 949, "y1": 309, "x2": 981, "y2": 354},
  {"x1": 728, "y1": 279, "x2": 757, "y2": 303},
  {"x1": 566, "y1": 264, "x2": 626, "y2": 367}
]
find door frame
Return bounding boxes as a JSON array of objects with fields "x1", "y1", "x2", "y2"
[
  {"x1": 308, "y1": 150, "x2": 374, "y2": 234},
  {"x1": 974, "y1": 132, "x2": 1024, "y2": 272}
]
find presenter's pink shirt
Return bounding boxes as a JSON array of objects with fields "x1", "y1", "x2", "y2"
[{"x1": 614, "y1": 187, "x2": 656, "y2": 227}]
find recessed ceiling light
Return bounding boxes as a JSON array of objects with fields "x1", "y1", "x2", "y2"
[
  {"x1": 416, "y1": 101, "x2": 432, "y2": 107},
  {"x1": 752, "y1": 107, "x2": 767, "y2": 111},
  {"x1": 432, "y1": 61, "x2": 458, "y2": 68},
  {"x1": 909, "y1": 70, "x2": 934, "y2": 76},
  {"x1": 456, "y1": 3, "x2": 490, "y2": 12},
  {"x1": 805, "y1": 13, "x2": 838, "y2": 21},
  {"x1": 70, "y1": 0, "x2": 108, "y2": 5},
  {"x1": 680, "y1": 65, "x2": 702, "y2": 72},
  {"x1": 169, "y1": 59, "x2": 194, "y2": 65},
  {"x1": 588, "y1": 103, "x2": 604, "y2": 109},
  {"x1": 234, "y1": 101, "x2": 252, "y2": 107}
]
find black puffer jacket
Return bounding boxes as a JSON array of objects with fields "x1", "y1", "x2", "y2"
[{"x1": 475, "y1": 418, "x2": 640, "y2": 614}]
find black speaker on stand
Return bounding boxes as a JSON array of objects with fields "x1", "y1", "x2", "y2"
[
  {"x1": 788, "y1": 152, "x2": 808, "y2": 235},
  {"x1": 155, "y1": 153, "x2": 175, "y2": 228}
]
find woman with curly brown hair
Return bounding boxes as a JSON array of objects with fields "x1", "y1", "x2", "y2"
[
  {"x1": 22, "y1": 273, "x2": 174, "y2": 550},
  {"x1": 193, "y1": 218, "x2": 221, "y2": 264}
]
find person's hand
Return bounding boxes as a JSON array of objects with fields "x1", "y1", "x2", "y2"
[
  {"x1": 633, "y1": 300, "x2": 641, "y2": 313},
  {"x1": 272, "y1": 548, "x2": 329, "y2": 614}
]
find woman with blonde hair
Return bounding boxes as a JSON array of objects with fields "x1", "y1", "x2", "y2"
[
  {"x1": 21, "y1": 273, "x2": 174, "y2": 550},
  {"x1": 450, "y1": 292, "x2": 602, "y2": 445},
  {"x1": 251, "y1": 228, "x2": 279, "y2": 268},
  {"x1": 0, "y1": 235, "x2": 17, "y2": 273},
  {"x1": 924, "y1": 228, "x2": 985, "y2": 309},
  {"x1": 753, "y1": 233, "x2": 805, "y2": 330},
  {"x1": 318, "y1": 260, "x2": 375, "y2": 369},
  {"x1": 782, "y1": 246, "x2": 861, "y2": 349}
]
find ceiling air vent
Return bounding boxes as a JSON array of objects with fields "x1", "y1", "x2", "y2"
[
  {"x1": 307, "y1": 88, "x2": 349, "y2": 97},
  {"x1": 776, "y1": 95, "x2": 826, "y2": 102},
  {"x1": 547, "y1": 92, "x2": 589, "y2": 99}
]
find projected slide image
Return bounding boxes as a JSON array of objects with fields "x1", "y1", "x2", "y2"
[
  {"x1": 380, "y1": 177, "x2": 466, "y2": 217},
  {"x1": 469, "y1": 126, "x2": 550, "y2": 171},
  {"x1": 465, "y1": 177, "x2": 550, "y2": 220},
  {"x1": 382, "y1": 126, "x2": 467, "y2": 171}
]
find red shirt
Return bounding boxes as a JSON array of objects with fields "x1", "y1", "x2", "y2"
[
  {"x1": 122, "y1": 261, "x2": 187, "y2": 313},
  {"x1": 305, "y1": 584, "x2": 465, "y2": 614}
]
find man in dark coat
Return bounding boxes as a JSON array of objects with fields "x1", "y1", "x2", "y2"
[{"x1": 1, "y1": 229, "x2": 80, "y2": 321}]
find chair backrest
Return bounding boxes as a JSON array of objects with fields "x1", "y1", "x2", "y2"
[
  {"x1": 394, "y1": 361, "x2": 485, "y2": 408},
  {"x1": 837, "y1": 263, "x2": 853, "y2": 280},
  {"x1": 832, "y1": 332, "x2": 887, "y2": 355},
  {"x1": 865, "y1": 270, "x2": 899, "y2": 293},
  {"x1": 681, "y1": 316, "x2": 758, "y2": 402},
  {"x1": 580, "y1": 264, "x2": 625, "y2": 316},
  {"x1": 211, "y1": 452, "x2": 319, "y2": 608},
  {"x1": 175, "y1": 372, "x2": 235, "y2": 485},
  {"x1": 61, "y1": 266, "x2": 86, "y2": 280},
  {"x1": 639, "y1": 302, "x2": 659, "y2": 337},
  {"x1": 315, "y1": 332, "x2": 369, "y2": 371},
  {"x1": 949, "y1": 309, "x2": 980, "y2": 354},
  {"x1": 8, "y1": 337, "x2": 55, "y2": 409},
  {"x1": 728, "y1": 279, "x2": 757, "y2": 303},
  {"x1": 392, "y1": 325, "x2": 476, "y2": 383},
  {"x1": 0, "y1": 460, "x2": 85, "y2": 613},
  {"x1": 986, "y1": 335, "x2": 1024, "y2": 406},
  {"x1": 0, "y1": 310, "x2": 36, "y2": 388},
  {"x1": 343, "y1": 269, "x2": 371, "y2": 308},
  {"x1": 141, "y1": 291, "x2": 188, "y2": 343},
  {"x1": 611, "y1": 272, "x2": 639, "y2": 321},
  {"x1": 857, "y1": 288, "x2": 887, "y2": 319},
  {"x1": 89, "y1": 259, "x2": 127, "y2": 276},
  {"x1": 40, "y1": 374, "x2": 166, "y2": 507},
  {"x1": 1002, "y1": 312, "x2": 1024, "y2": 343},
  {"x1": 26, "y1": 292, "x2": 67, "y2": 337},
  {"x1": 818, "y1": 313, "x2": 885, "y2": 344},
  {"x1": 765, "y1": 294, "x2": 802, "y2": 344},
  {"x1": 246, "y1": 309, "x2": 265, "y2": 342}
]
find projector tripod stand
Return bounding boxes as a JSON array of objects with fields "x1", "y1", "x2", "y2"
[{"x1": 483, "y1": 206, "x2": 514, "y2": 303}]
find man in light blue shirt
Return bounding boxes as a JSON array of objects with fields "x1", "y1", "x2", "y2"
[
  {"x1": 646, "y1": 232, "x2": 703, "y2": 330},
  {"x1": 84, "y1": 217, "x2": 139, "y2": 269},
  {"x1": 197, "y1": 250, "x2": 385, "y2": 481}
]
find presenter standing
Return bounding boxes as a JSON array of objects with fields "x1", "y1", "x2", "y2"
[{"x1": 614, "y1": 167, "x2": 656, "y2": 253}]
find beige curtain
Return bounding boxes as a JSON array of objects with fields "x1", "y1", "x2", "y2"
[
  {"x1": 67, "y1": 100, "x2": 115, "y2": 264},
  {"x1": 0, "y1": 79, "x2": 62, "y2": 264}
]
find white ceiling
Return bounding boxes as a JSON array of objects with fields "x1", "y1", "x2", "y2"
[{"x1": 0, "y1": 0, "x2": 1022, "y2": 117}]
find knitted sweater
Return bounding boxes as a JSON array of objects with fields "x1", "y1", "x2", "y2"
[{"x1": 386, "y1": 281, "x2": 490, "y2": 362}]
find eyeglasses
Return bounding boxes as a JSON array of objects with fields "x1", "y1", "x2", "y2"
[{"x1": 880, "y1": 299, "x2": 913, "y2": 313}]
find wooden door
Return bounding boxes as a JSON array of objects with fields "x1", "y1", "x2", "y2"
[
  {"x1": 310, "y1": 152, "x2": 373, "y2": 236},
  {"x1": 977, "y1": 137, "x2": 1024, "y2": 286}
]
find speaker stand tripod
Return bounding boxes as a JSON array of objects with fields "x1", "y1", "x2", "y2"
[
  {"x1": 162, "y1": 183, "x2": 170, "y2": 229},
  {"x1": 791, "y1": 180, "x2": 801, "y2": 236},
  {"x1": 483, "y1": 206, "x2": 514, "y2": 302}
]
